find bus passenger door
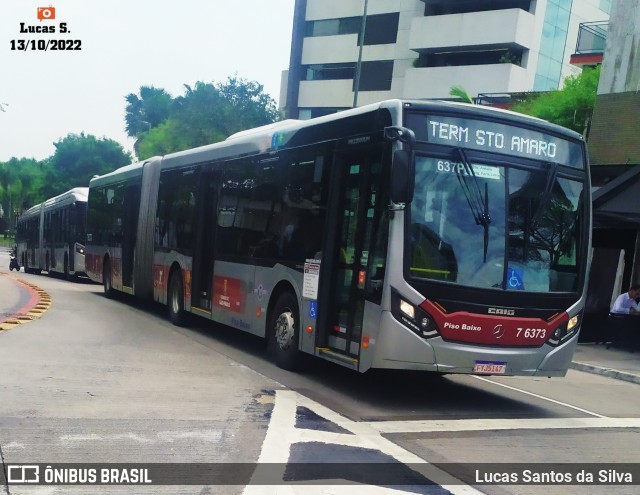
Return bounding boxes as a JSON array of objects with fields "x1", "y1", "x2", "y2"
[
  {"x1": 323, "y1": 141, "x2": 387, "y2": 361},
  {"x1": 122, "y1": 183, "x2": 140, "y2": 289},
  {"x1": 191, "y1": 169, "x2": 219, "y2": 312}
]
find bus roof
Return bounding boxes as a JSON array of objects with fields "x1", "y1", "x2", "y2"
[
  {"x1": 89, "y1": 160, "x2": 146, "y2": 188},
  {"x1": 90, "y1": 99, "x2": 585, "y2": 185},
  {"x1": 44, "y1": 187, "x2": 88, "y2": 208},
  {"x1": 18, "y1": 187, "x2": 89, "y2": 222}
]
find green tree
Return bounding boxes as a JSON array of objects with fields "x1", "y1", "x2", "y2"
[
  {"x1": 43, "y1": 133, "x2": 131, "y2": 197},
  {"x1": 124, "y1": 86, "x2": 173, "y2": 138},
  {"x1": 134, "y1": 76, "x2": 281, "y2": 160},
  {"x1": 449, "y1": 86, "x2": 474, "y2": 104},
  {"x1": 0, "y1": 158, "x2": 47, "y2": 229},
  {"x1": 511, "y1": 66, "x2": 601, "y2": 134},
  {"x1": 216, "y1": 76, "x2": 280, "y2": 134}
]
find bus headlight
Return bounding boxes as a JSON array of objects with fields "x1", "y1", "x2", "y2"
[
  {"x1": 76, "y1": 245, "x2": 85, "y2": 255},
  {"x1": 547, "y1": 313, "x2": 581, "y2": 346},
  {"x1": 400, "y1": 299, "x2": 415, "y2": 319},
  {"x1": 391, "y1": 288, "x2": 439, "y2": 338}
]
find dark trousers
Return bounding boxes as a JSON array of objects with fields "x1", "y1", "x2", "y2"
[{"x1": 606, "y1": 313, "x2": 640, "y2": 352}]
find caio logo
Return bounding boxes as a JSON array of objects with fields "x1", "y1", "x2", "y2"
[
  {"x1": 488, "y1": 307, "x2": 515, "y2": 316},
  {"x1": 37, "y1": 5, "x2": 56, "y2": 21}
]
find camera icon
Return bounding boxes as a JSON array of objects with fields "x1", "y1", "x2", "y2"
[{"x1": 37, "y1": 6, "x2": 56, "y2": 21}]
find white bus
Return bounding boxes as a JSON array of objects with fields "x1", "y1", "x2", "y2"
[
  {"x1": 86, "y1": 100, "x2": 591, "y2": 376},
  {"x1": 17, "y1": 187, "x2": 88, "y2": 278}
]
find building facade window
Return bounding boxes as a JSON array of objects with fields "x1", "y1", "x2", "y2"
[
  {"x1": 362, "y1": 13, "x2": 399, "y2": 45},
  {"x1": 355, "y1": 61, "x2": 394, "y2": 91},
  {"x1": 415, "y1": 49, "x2": 524, "y2": 68},
  {"x1": 305, "y1": 17, "x2": 360, "y2": 37},
  {"x1": 534, "y1": 0, "x2": 572, "y2": 91},
  {"x1": 305, "y1": 13, "x2": 399, "y2": 46},
  {"x1": 303, "y1": 63, "x2": 355, "y2": 81},
  {"x1": 424, "y1": 0, "x2": 532, "y2": 16}
]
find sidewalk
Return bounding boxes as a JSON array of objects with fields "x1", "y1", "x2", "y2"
[{"x1": 571, "y1": 342, "x2": 640, "y2": 385}]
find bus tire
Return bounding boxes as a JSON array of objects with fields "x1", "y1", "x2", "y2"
[
  {"x1": 103, "y1": 258, "x2": 114, "y2": 298},
  {"x1": 168, "y1": 270, "x2": 188, "y2": 327},
  {"x1": 268, "y1": 291, "x2": 301, "y2": 370}
]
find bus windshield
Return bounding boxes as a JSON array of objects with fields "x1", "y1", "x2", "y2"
[{"x1": 409, "y1": 155, "x2": 584, "y2": 293}]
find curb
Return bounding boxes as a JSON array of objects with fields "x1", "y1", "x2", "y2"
[
  {"x1": 0, "y1": 278, "x2": 52, "y2": 331},
  {"x1": 570, "y1": 361, "x2": 640, "y2": 386}
]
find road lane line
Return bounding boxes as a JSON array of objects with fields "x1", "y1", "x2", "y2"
[
  {"x1": 472, "y1": 375, "x2": 607, "y2": 418},
  {"x1": 366, "y1": 417, "x2": 640, "y2": 434}
]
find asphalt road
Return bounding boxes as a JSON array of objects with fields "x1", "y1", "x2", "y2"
[{"x1": 1, "y1": 253, "x2": 639, "y2": 495}]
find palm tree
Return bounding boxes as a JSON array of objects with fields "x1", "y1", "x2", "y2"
[
  {"x1": 124, "y1": 86, "x2": 173, "y2": 138},
  {"x1": 449, "y1": 86, "x2": 474, "y2": 104}
]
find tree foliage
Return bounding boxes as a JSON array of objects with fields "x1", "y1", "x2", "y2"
[
  {"x1": 0, "y1": 158, "x2": 47, "y2": 232},
  {"x1": 449, "y1": 86, "x2": 474, "y2": 104},
  {"x1": 0, "y1": 134, "x2": 131, "y2": 229},
  {"x1": 43, "y1": 133, "x2": 132, "y2": 197},
  {"x1": 131, "y1": 76, "x2": 281, "y2": 160},
  {"x1": 124, "y1": 86, "x2": 173, "y2": 138},
  {"x1": 511, "y1": 66, "x2": 601, "y2": 134}
]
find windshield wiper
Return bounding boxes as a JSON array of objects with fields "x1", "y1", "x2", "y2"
[
  {"x1": 531, "y1": 161, "x2": 558, "y2": 226},
  {"x1": 454, "y1": 148, "x2": 491, "y2": 262}
]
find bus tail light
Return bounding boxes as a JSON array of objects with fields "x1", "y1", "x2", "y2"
[
  {"x1": 391, "y1": 289, "x2": 439, "y2": 338},
  {"x1": 547, "y1": 312, "x2": 581, "y2": 346}
]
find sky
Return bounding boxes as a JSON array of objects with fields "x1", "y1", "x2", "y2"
[{"x1": 0, "y1": 0, "x2": 296, "y2": 162}]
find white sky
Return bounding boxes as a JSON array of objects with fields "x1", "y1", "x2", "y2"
[{"x1": 0, "y1": 0, "x2": 295, "y2": 162}]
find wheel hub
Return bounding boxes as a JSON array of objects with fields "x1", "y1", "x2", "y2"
[{"x1": 275, "y1": 312, "x2": 295, "y2": 350}]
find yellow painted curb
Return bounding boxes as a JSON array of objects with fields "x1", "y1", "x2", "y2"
[{"x1": 0, "y1": 278, "x2": 52, "y2": 332}]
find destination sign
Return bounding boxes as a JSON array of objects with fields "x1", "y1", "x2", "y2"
[{"x1": 406, "y1": 113, "x2": 585, "y2": 168}]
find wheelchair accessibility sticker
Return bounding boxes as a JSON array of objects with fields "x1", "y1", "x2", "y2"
[
  {"x1": 308, "y1": 300, "x2": 317, "y2": 319},
  {"x1": 507, "y1": 267, "x2": 524, "y2": 290}
]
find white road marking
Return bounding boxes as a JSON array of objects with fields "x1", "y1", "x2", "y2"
[
  {"x1": 59, "y1": 430, "x2": 223, "y2": 445},
  {"x1": 471, "y1": 375, "x2": 607, "y2": 418},
  {"x1": 2, "y1": 441, "x2": 26, "y2": 449},
  {"x1": 243, "y1": 390, "x2": 485, "y2": 495},
  {"x1": 367, "y1": 417, "x2": 640, "y2": 434}
]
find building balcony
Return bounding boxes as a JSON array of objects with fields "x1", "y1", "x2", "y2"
[
  {"x1": 302, "y1": 34, "x2": 358, "y2": 65},
  {"x1": 409, "y1": 8, "x2": 535, "y2": 53},
  {"x1": 298, "y1": 80, "x2": 356, "y2": 108},
  {"x1": 403, "y1": 63, "x2": 529, "y2": 100},
  {"x1": 570, "y1": 21, "x2": 608, "y2": 68}
]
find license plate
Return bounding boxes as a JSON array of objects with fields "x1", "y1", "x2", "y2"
[{"x1": 473, "y1": 361, "x2": 507, "y2": 374}]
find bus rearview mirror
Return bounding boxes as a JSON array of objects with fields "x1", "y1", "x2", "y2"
[{"x1": 391, "y1": 149, "x2": 414, "y2": 204}]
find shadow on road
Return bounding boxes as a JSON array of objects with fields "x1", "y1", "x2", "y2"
[{"x1": 89, "y1": 289, "x2": 552, "y2": 421}]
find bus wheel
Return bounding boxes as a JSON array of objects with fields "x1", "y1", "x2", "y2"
[
  {"x1": 168, "y1": 270, "x2": 187, "y2": 326},
  {"x1": 268, "y1": 292, "x2": 300, "y2": 370},
  {"x1": 103, "y1": 258, "x2": 114, "y2": 298}
]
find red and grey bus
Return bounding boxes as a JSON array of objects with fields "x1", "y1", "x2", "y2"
[
  {"x1": 16, "y1": 187, "x2": 89, "y2": 278},
  {"x1": 85, "y1": 100, "x2": 591, "y2": 376}
]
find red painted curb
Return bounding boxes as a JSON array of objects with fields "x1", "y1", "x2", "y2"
[{"x1": 0, "y1": 276, "x2": 41, "y2": 324}]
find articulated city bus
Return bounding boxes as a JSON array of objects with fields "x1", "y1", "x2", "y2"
[
  {"x1": 85, "y1": 100, "x2": 591, "y2": 376},
  {"x1": 16, "y1": 187, "x2": 89, "y2": 277}
]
